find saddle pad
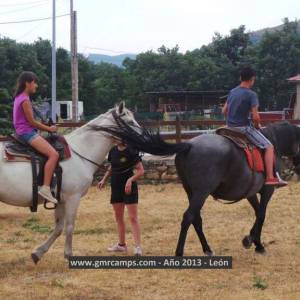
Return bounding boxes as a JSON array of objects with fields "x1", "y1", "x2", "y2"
[
  {"x1": 4, "y1": 149, "x2": 31, "y2": 162},
  {"x1": 3, "y1": 135, "x2": 71, "y2": 162},
  {"x1": 244, "y1": 147, "x2": 264, "y2": 172}
]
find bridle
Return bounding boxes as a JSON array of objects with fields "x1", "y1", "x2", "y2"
[{"x1": 69, "y1": 109, "x2": 140, "y2": 174}]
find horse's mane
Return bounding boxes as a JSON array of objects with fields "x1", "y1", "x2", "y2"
[
  {"x1": 262, "y1": 121, "x2": 300, "y2": 156},
  {"x1": 89, "y1": 112, "x2": 191, "y2": 156}
]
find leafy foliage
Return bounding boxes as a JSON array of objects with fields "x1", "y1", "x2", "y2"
[{"x1": 0, "y1": 19, "x2": 300, "y2": 135}]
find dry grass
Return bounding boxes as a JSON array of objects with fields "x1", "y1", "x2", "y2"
[{"x1": 0, "y1": 183, "x2": 299, "y2": 300}]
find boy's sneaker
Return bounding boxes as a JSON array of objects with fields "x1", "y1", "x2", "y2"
[
  {"x1": 133, "y1": 246, "x2": 142, "y2": 256},
  {"x1": 265, "y1": 178, "x2": 287, "y2": 187},
  {"x1": 107, "y1": 243, "x2": 127, "y2": 252},
  {"x1": 38, "y1": 185, "x2": 58, "y2": 204}
]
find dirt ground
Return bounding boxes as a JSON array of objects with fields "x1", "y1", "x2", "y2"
[{"x1": 0, "y1": 183, "x2": 299, "y2": 300}]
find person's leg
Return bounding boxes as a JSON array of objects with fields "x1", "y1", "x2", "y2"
[
  {"x1": 264, "y1": 145, "x2": 275, "y2": 180},
  {"x1": 112, "y1": 203, "x2": 126, "y2": 245},
  {"x1": 244, "y1": 127, "x2": 286, "y2": 186},
  {"x1": 29, "y1": 136, "x2": 59, "y2": 186},
  {"x1": 126, "y1": 204, "x2": 141, "y2": 247}
]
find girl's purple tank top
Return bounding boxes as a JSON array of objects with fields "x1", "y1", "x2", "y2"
[{"x1": 13, "y1": 93, "x2": 35, "y2": 135}]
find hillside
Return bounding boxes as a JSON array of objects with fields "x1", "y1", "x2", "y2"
[
  {"x1": 87, "y1": 53, "x2": 136, "y2": 67},
  {"x1": 249, "y1": 21, "x2": 300, "y2": 43}
]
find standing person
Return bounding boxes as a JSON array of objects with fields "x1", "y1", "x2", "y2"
[
  {"x1": 98, "y1": 139, "x2": 144, "y2": 256},
  {"x1": 13, "y1": 71, "x2": 59, "y2": 203},
  {"x1": 222, "y1": 66, "x2": 287, "y2": 187}
]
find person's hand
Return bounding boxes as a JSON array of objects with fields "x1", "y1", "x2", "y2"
[
  {"x1": 49, "y1": 125, "x2": 57, "y2": 133},
  {"x1": 125, "y1": 178, "x2": 132, "y2": 195},
  {"x1": 255, "y1": 123, "x2": 262, "y2": 130},
  {"x1": 98, "y1": 178, "x2": 106, "y2": 190}
]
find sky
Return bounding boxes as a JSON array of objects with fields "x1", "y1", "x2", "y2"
[{"x1": 0, "y1": 0, "x2": 299, "y2": 56}]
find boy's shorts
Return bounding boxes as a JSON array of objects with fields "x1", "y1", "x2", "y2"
[{"x1": 234, "y1": 126, "x2": 272, "y2": 149}]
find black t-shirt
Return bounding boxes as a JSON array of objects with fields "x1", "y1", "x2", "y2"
[{"x1": 108, "y1": 146, "x2": 142, "y2": 186}]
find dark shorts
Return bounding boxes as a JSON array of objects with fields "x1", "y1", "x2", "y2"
[
  {"x1": 110, "y1": 181, "x2": 138, "y2": 204},
  {"x1": 18, "y1": 129, "x2": 39, "y2": 144}
]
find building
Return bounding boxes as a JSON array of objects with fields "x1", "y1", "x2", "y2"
[
  {"x1": 287, "y1": 75, "x2": 300, "y2": 119},
  {"x1": 56, "y1": 101, "x2": 84, "y2": 121},
  {"x1": 146, "y1": 90, "x2": 228, "y2": 113}
]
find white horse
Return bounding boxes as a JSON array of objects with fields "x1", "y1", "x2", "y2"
[{"x1": 0, "y1": 103, "x2": 138, "y2": 263}]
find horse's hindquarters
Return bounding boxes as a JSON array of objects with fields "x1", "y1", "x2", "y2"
[{"x1": 0, "y1": 159, "x2": 33, "y2": 207}]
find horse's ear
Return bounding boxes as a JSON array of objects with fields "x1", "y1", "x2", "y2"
[{"x1": 118, "y1": 101, "x2": 125, "y2": 114}]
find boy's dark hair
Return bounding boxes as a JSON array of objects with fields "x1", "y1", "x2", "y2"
[
  {"x1": 14, "y1": 71, "x2": 38, "y2": 97},
  {"x1": 240, "y1": 66, "x2": 256, "y2": 81}
]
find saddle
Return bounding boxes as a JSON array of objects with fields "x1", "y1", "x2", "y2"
[
  {"x1": 216, "y1": 127, "x2": 264, "y2": 173},
  {"x1": 3, "y1": 134, "x2": 71, "y2": 212}
]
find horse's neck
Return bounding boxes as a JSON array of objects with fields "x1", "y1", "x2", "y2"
[{"x1": 65, "y1": 116, "x2": 114, "y2": 173}]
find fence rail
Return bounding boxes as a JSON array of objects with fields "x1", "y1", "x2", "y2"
[{"x1": 1, "y1": 119, "x2": 300, "y2": 143}]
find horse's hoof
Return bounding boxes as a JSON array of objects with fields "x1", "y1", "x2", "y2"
[
  {"x1": 31, "y1": 253, "x2": 40, "y2": 265},
  {"x1": 204, "y1": 250, "x2": 215, "y2": 256},
  {"x1": 255, "y1": 246, "x2": 266, "y2": 255},
  {"x1": 242, "y1": 235, "x2": 253, "y2": 249}
]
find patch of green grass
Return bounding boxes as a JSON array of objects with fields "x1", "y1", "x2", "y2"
[
  {"x1": 6, "y1": 238, "x2": 17, "y2": 244},
  {"x1": 14, "y1": 231, "x2": 24, "y2": 237},
  {"x1": 74, "y1": 227, "x2": 109, "y2": 235},
  {"x1": 23, "y1": 238, "x2": 34, "y2": 243},
  {"x1": 51, "y1": 279, "x2": 64, "y2": 288},
  {"x1": 296, "y1": 234, "x2": 300, "y2": 246},
  {"x1": 253, "y1": 276, "x2": 268, "y2": 290},
  {"x1": 22, "y1": 217, "x2": 50, "y2": 233}
]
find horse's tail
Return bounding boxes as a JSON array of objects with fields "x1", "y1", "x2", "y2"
[{"x1": 89, "y1": 119, "x2": 191, "y2": 156}]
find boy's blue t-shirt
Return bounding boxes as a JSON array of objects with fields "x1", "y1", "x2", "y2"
[{"x1": 226, "y1": 86, "x2": 259, "y2": 127}]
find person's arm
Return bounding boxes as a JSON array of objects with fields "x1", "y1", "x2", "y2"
[
  {"x1": 250, "y1": 93, "x2": 261, "y2": 129},
  {"x1": 222, "y1": 102, "x2": 228, "y2": 116},
  {"x1": 125, "y1": 162, "x2": 144, "y2": 195},
  {"x1": 130, "y1": 162, "x2": 144, "y2": 182},
  {"x1": 251, "y1": 105, "x2": 261, "y2": 129},
  {"x1": 22, "y1": 100, "x2": 56, "y2": 132},
  {"x1": 97, "y1": 165, "x2": 112, "y2": 189}
]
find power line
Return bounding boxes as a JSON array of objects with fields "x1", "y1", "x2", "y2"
[
  {"x1": 0, "y1": 2, "x2": 48, "y2": 16},
  {"x1": 16, "y1": 21, "x2": 46, "y2": 41},
  {"x1": 0, "y1": 0, "x2": 47, "y2": 7},
  {"x1": 0, "y1": 13, "x2": 69, "y2": 25},
  {"x1": 84, "y1": 46, "x2": 132, "y2": 55}
]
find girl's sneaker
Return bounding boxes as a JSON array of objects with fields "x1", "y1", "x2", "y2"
[
  {"x1": 107, "y1": 243, "x2": 127, "y2": 252},
  {"x1": 133, "y1": 245, "x2": 142, "y2": 256},
  {"x1": 38, "y1": 185, "x2": 58, "y2": 204}
]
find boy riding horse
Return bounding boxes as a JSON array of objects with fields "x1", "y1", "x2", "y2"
[{"x1": 222, "y1": 66, "x2": 287, "y2": 187}]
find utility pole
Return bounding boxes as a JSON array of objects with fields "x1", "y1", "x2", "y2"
[
  {"x1": 70, "y1": 0, "x2": 79, "y2": 122},
  {"x1": 51, "y1": 0, "x2": 56, "y2": 122}
]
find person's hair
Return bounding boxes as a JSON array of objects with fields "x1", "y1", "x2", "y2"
[
  {"x1": 240, "y1": 66, "x2": 256, "y2": 82},
  {"x1": 14, "y1": 71, "x2": 38, "y2": 97}
]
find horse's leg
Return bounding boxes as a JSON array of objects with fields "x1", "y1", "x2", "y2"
[
  {"x1": 175, "y1": 191, "x2": 209, "y2": 256},
  {"x1": 253, "y1": 186, "x2": 274, "y2": 254},
  {"x1": 31, "y1": 202, "x2": 65, "y2": 264},
  {"x1": 193, "y1": 211, "x2": 214, "y2": 256},
  {"x1": 175, "y1": 207, "x2": 193, "y2": 256},
  {"x1": 64, "y1": 195, "x2": 81, "y2": 259},
  {"x1": 242, "y1": 194, "x2": 260, "y2": 249}
]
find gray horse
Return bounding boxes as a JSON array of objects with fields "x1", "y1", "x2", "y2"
[{"x1": 92, "y1": 118, "x2": 300, "y2": 256}]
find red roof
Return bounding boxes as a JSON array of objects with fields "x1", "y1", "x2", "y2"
[{"x1": 287, "y1": 75, "x2": 300, "y2": 82}]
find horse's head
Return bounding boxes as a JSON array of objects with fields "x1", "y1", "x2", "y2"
[
  {"x1": 87, "y1": 102, "x2": 142, "y2": 145},
  {"x1": 111, "y1": 101, "x2": 140, "y2": 129}
]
